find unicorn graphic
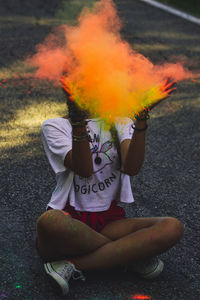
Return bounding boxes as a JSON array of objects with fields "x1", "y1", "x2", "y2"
[{"x1": 91, "y1": 140, "x2": 113, "y2": 174}]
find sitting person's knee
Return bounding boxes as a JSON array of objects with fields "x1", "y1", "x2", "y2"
[
  {"x1": 160, "y1": 217, "x2": 184, "y2": 244},
  {"x1": 172, "y1": 217, "x2": 184, "y2": 241},
  {"x1": 36, "y1": 209, "x2": 73, "y2": 238}
]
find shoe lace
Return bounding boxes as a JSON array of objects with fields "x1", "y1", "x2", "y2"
[
  {"x1": 71, "y1": 267, "x2": 86, "y2": 281},
  {"x1": 61, "y1": 262, "x2": 86, "y2": 281}
]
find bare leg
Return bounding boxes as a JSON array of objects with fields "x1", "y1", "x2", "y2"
[
  {"x1": 36, "y1": 210, "x2": 112, "y2": 260},
  {"x1": 71, "y1": 217, "x2": 183, "y2": 271},
  {"x1": 36, "y1": 210, "x2": 183, "y2": 271}
]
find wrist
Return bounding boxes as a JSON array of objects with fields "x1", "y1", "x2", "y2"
[
  {"x1": 135, "y1": 119, "x2": 147, "y2": 129},
  {"x1": 72, "y1": 124, "x2": 87, "y2": 134},
  {"x1": 132, "y1": 123, "x2": 148, "y2": 132},
  {"x1": 67, "y1": 100, "x2": 89, "y2": 122},
  {"x1": 70, "y1": 119, "x2": 88, "y2": 127},
  {"x1": 132, "y1": 119, "x2": 148, "y2": 132},
  {"x1": 69, "y1": 112, "x2": 86, "y2": 123},
  {"x1": 72, "y1": 126, "x2": 89, "y2": 142}
]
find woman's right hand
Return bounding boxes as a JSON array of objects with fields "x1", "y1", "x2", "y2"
[{"x1": 60, "y1": 77, "x2": 88, "y2": 122}]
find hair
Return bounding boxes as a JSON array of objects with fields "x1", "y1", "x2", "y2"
[{"x1": 110, "y1": 124, "x2": 121, "y2": 169}]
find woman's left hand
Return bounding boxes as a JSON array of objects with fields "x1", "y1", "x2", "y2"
[{"x1": 148, "y1": 77, "x2": 177, "y2": 111}]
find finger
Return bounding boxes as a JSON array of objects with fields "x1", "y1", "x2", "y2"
[
  {"x1": 161, "y1": 81, "x2": 176, "y2": 92},
  {"x1": 62, "y1": 86, "x2": 70, "y2": 95},
  {"x1": 60, "y1": 76, "x2": 66, "y2": 86},
  {"x1": 162, "y1": 77, "x2": 172, "y2": 88},
  {"x1": 60, "y1": 76, "x2": 71, "y2": 92},
  {"x1": 162, "y1": 77, "x2": 170, "y2": 86},
  {"x1": 62, "y1": 87, "x2": 74, "y2": 102},
  {"x1": 163, "y1": 81, "x2": 177, "y2": 91},
  {"x1": 166, "y1": 87, "x2": 177, "y2": 95},
  {"x1": 60, "y1": 78, "x2": 73, "y2": 99}
]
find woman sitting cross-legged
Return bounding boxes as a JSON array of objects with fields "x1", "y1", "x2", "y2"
[{"x1": 35, "y1": 78, "x2": 183, "y2": 296}]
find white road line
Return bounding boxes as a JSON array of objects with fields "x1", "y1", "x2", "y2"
[{"x1": 140, "y1": 0, "x2": 200, "y2": 25}]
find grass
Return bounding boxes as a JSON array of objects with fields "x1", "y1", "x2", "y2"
[{"x1": 157, "y1": 0, "x2": 200, "y2": 17}]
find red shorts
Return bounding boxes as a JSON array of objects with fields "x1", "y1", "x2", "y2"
[{"x1": 47, "y1": 200, "x2": 126, "y2": 232}]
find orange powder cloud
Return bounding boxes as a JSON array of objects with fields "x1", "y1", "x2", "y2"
[{"x1": 28, "y1": 0, "x2": 193, "y2": 127}]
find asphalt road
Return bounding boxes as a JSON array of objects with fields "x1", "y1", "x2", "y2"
[{"x1": 0, "y1": 0, "x2": 200, "y2": 299}]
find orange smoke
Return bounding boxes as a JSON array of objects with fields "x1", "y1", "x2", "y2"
[{"x1": 28, "y1": 0, "x2": 193, "y2": 127}]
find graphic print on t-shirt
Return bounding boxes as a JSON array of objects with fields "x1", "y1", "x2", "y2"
[
  {"x1": 73, "y1": 129, "x2": 120, "y2": 197},
  {"x1": 88, "y1": 131, "x2": 113, "y2": 174}
]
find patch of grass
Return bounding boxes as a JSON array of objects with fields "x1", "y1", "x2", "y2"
[{"x1": 158, "y1": 0, "x2": 200, "y2": 17}]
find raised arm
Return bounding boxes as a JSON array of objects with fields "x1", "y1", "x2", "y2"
[
  {"x1": 64, "y1": 124, "x2": 93, "y2": 178},
  {"x1": 61, "y1": 81, "x2": 93, "y2": 178},
  {"x1": 121, "y1": 77, "x2": 177, "y2": 176},
  {"x1": 121, "y1": 119, "x2": 146, "y2": 176}
]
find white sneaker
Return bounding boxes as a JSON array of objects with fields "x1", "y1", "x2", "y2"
[
  {"x1": 129, "y1": 257, "x2": 164, "y2": 279},
  {"x1": 44, "y1": 260, "x2": 86, "y2": 295}
]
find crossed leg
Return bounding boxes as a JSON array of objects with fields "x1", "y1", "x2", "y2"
[{"x1": 36, "y1": 209, "x2": 184, "y2": 272}]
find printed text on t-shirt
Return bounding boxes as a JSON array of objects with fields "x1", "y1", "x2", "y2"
[{"x1": 74, "y1": 172, "x2": 117, "y2": 194}]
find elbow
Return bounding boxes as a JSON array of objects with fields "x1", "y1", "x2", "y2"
[
  {"x1": 123, "y1": 159, "x2": 144, "y2": 176},
  {"x1": 122, "y1": 167, "x2": 141, "y2": 176},
  {"x1": 131, "y1": 171, "x2": 140, "y2": 176},
  {"x1": 126, "y1": 170, "x2": 140, "y2": 176},
  {"x1": 81, "y1": 172, "x2": 93, "y2": 178},
  {"x1": 83, "y1": 166, "x2": 94, "y2": 178},
  {"x1": 78, "y1": 167, "x2": 93, "y2": 178},
  {"x1": 72, "y1": 171, "x2": 93, "y2": 178}
]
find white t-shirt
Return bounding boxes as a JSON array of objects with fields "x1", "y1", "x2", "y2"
[{"x1": 41, "y1": 117, "x2": 135, "y2": 211}]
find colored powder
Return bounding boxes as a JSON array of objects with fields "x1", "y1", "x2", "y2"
[
  {"x1": 28, "y1": 0, "x2": 194, "y2": 128},
  {"x1": 130, "y1": 295, "x2": 152, "y2": 300}
]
